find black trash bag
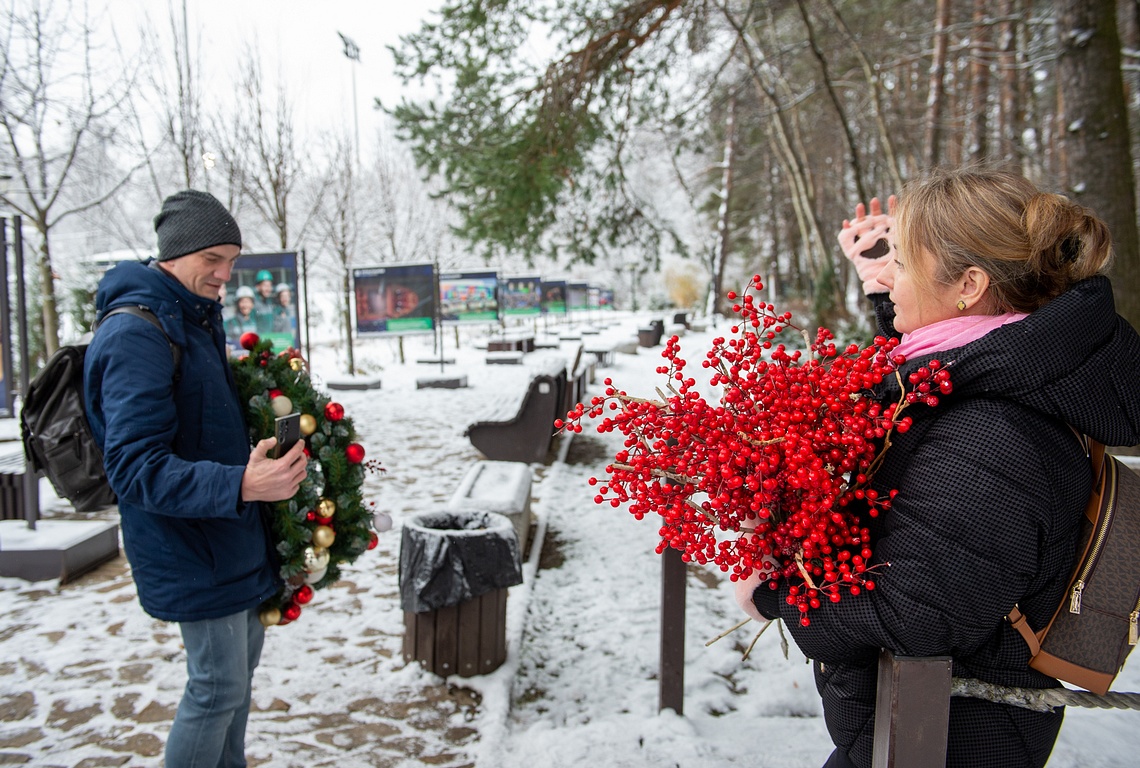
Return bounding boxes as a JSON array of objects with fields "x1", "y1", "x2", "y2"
[{"x1": 399, "y1": 510, "x2": 523, "y2": 613}]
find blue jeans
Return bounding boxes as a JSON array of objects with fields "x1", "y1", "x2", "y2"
[{"x1": 165, "y1": 607, "x2": 265, "y2": 768}]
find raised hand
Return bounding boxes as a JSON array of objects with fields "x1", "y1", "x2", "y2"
[{"x1": 838, "y1": 195, "x2": 896, "y2": 295}]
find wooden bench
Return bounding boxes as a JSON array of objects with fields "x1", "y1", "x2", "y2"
[
  {"x1": 613, "y1": 337, "x2": 640, "y2": 355},
  {"x1": 325, "y1": 376, "x2": 382, "y2": 391},
  {"x1": 466, "y1": 357, "x2": 568, "y2": 464},
  {"x1": 584, "y1": 341, "x2": 617, "y2": 367},
  {"x1": 561, "y1": 346, "x2": 594, "y2": 414},
  {"x1": 416, "y1": 375, "x2": 468, "y2": 389},
  {"x1": 487, "y1": 335, "x2": 535, "y2": 353},
  {"x1": 485, "y1": 351, "x2": 525, "y2": 365}
]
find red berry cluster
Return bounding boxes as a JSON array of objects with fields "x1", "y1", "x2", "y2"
[{"x1": 558, "y1": 276, "x2": 950, "y2": 625}]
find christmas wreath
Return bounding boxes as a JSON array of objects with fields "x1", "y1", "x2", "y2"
[
  {"x1": 230, "y1": 333, "x2": 386, "y2": 627},
  {"x1": 559, "y1": 276, "x2": 951, "y2": 625}
]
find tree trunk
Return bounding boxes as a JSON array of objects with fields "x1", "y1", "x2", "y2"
[
  {"x1": 997, "y1": 0, "x2": 1023, "y2": 169},
  {"x1": 342, "y1": 267, "x2": 355, "y2": 374},
  {"x1": 795, "y1": 0, "x2": 868, "y2": 202},
  {"x1": 712, "y1": 95, "x2": 737, "y2": 317},
  {"x1": 1055, "y1": 0, "x2": 1140, "y2": 330},
  {"x1": 35, "y1": 222, "x2": 58, "y2": 358},
  {"x1": 819, "y1": 0, "x2": 904, "y2": 190},
  {"x1": 967, "y1": 0, "x2": 992, "y2": 161},
  {"x1": 923, "y1": 0, "x2": 953, "y2": 167}
]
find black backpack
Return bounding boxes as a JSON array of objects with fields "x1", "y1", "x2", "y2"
[{"x1": 19, "y1": 305, "x2": 180, "y2": 512}]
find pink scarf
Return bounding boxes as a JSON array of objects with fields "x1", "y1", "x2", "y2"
[{"x1": 895, "y1": 313, "x2": 1027, "y2": 360}]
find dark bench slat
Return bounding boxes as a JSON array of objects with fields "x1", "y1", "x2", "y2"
[{"x1": 466, "y1": 370, "x2": 565, "y2": 464}]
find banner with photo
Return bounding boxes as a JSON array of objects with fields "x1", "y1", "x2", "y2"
[
  {"x1": 353, "y1": 263, "x2": 437, "y2": 335},
  {"x1": 223, "y1": 252, "x2": 301, "y2": 354},
  {"x1": 567, "y1": 282, "x2": 589, "y2": 312},
  {"x1": 598, "y1": 288, "x2": 615, "y2": 310},
  {"x1": 541, "y1": 280, "x2": 567, "y2": 314},
  {"x1": 501, "y1": 275, "x2": 543, "y2": 317},
  {"x1": 439, "y1": 270, "x2": 499, "y2": 323}
]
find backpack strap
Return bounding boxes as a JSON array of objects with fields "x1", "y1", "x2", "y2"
[
  {"x1": 1008, "y1": 605, "x2": 1041, "y2": 656},
  {"x1": 96, "y1": 305, "x2": 182, "y2": 383},
  {"x1": 1008, "y1": 428, "x2": 1110, "y2": 654}
]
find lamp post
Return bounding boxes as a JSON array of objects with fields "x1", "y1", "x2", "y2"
[{"x1": 337, "y1": 32, "x2": 362, "y2": 170}]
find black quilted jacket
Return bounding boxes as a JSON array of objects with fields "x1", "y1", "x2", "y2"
[{"x1": 752, "y1": 276, "x2": 1140, "y2": 768}]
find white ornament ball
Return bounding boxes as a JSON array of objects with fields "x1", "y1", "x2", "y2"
[
  {"x1": 271, "y1": 395, "x2": 294, "y2": 417},
  {"x1": 303, "y1": 566, "x2": 327, "y2": 585},
  {"x1": 302, "y1": 545, "x2": 330, "y2": 572},
  {"x1": 373, "y1": 511, "x2": 393, "y2": 533}
]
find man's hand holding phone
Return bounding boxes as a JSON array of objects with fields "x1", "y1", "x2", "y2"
[
  {"x1": 273, "y1": 413, "x2": 302, "y2": 459},
  {"x1": 242, "y1": 413, "x2": 308, "y2": 502}
]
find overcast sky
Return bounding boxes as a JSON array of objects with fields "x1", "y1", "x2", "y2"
[{"x1": 107, "y1": 0, "x2": 445, "y2": 152}]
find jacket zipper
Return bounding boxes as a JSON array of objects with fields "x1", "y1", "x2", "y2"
[
  {"x1": 1070, "y1": 458, "x2": 1117, "y2": 614},
  {"x1": 1130, "y1": 598, "x2": 1140, "y2": 646}
]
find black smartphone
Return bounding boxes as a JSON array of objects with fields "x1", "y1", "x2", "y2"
[
  {"x1": 853, "y1": 235, "x2": 890, "y2": 259},
  {"x1": 273, "y1": 413, "x2": 302, "y2": 459}
]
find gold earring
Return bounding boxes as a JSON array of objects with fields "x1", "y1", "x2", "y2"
[{"x1": 956, "y1": 300, "x2": 967, "y2": 311}]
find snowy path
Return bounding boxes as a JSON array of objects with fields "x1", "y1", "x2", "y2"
[{"x1": 0, "y1": 317, "x2": 1136, "y2": 766}]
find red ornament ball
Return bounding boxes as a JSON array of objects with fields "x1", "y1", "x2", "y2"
[
  {"x1": 294, "y1": 585, "x2": 314, "y2": 605},
  {"x1": 346, "y1": 443, "x2": 365, "y2": 464},
  {"x1": 268, "y1": 388, "x2": 283, "y2": 400},
  {"x1": 367, "y1": 531, "x2": 379, "y2": 550},
  {"x1": 325, "y1": 402, "x2": 345, "y2": 422},
  {"x1": 282, "y1": 602, "x2": 302, "y2": 622},
  {"x1": 240, "y1": 332, "x2": 260, "y2": 350}
]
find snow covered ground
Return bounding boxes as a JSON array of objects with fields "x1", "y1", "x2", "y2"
[{"x1": 0, "y1": 313, "x2": 1136, "y2": 767}]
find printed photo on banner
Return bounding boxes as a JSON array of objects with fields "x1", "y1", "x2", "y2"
[
  {"x1": 567, "y1": 282, "x2": 589, "y2": 312},
  {"x1": 501, "y1": 276, "x2": 542, "y2": 316},
  {"x1": 353, "y1": 263, "x2": 437, "y2": 335},
  {"x1": 439, "y1": 271, "x2": 499, "y2": 323},
  {"x1": 541, "y1": 280, "x2": 567, "y2": 314},
  {"x1": 223, "y1": 252, "x2": 300, "y2": 354},
  {"x1": 598, "y1": 288, "x2": 615, "y2": 310}
]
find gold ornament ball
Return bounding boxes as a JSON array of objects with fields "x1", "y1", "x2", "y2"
[
  {"x1": 303, "y1": 545, "x2": 331, "y2": 572},
  {"x1": 312, "y1": 525, "x2": 336, "y2": 548},
  {"x1": 299, "y1": 414, "x2": 317, "y2": 436},
  {"x1": 271, "y1": 395, "x2": 294, "y2": 417},
  {"x1": 318, "y1": 498, "x2": 337, "y2": 519},
  {"x1": 289, "y1": 357, "x2": 304, "y2": 372},
  {"x1": 259, "y1": 607, "x2": 282, "y2": 627}
]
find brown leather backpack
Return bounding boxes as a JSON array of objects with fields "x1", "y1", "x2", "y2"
[{"x1": 1008, "y1": 438, "x2": 1140, "y2": 695}]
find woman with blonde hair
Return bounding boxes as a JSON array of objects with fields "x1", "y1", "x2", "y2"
[{"x1": 740, "y1": 168, "x2": 1140, "y2": 768}]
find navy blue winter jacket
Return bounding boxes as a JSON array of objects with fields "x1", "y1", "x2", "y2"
[{"x1": 84, "y1": 259, "x2": 279, "y2": 622}]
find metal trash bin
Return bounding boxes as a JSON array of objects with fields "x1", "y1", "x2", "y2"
[{"x1": 399, "y1": 510, "x2": 523, "y2": 677}]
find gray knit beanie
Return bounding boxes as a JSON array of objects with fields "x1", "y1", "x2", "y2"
[{"x1": 153, "y1": 190, "x2": 242, "y2": 261}]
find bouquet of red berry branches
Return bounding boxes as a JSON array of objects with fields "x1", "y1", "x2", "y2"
[{"x1": 558, "y1": 276, "x2": 951, "y2": 625}]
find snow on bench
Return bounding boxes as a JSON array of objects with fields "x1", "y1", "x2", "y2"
[
  {"x1": 485, "y1": 351, "x2": 525, "y2": 365},
  {"x1": 325, "y1": 375, "x2": 382, "y2": 391},
  {"x1": 447, "y1": 460, "x2": 533, "y2": 559}
]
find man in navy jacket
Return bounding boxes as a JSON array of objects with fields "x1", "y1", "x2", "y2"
[{"x1": 84, "y1": 190, "x2": 308, "y2": 768}]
